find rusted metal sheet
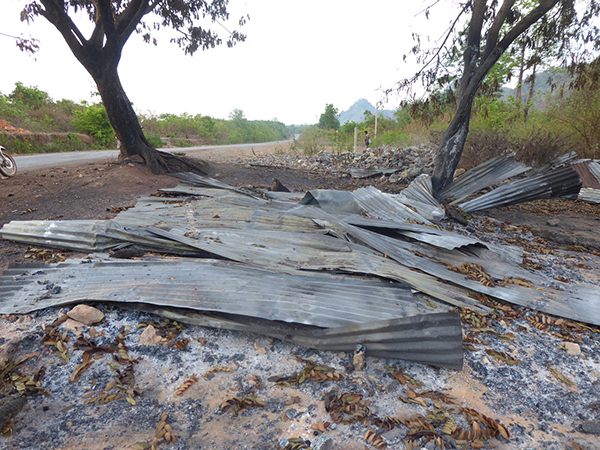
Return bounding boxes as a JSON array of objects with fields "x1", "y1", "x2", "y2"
[{"x1": 571, "y1": 161, "x2": 600, "y2": 189}]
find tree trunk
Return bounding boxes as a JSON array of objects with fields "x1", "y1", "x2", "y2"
[
  {"x1": 431, "y1": 95, "x2": 475, "y2": 193},
  {"x1": 94, "y1": 66, "x2": 167, "y2": 174},
  {"x1": 523, "y1": 63, "x2": 537, "y2": 122},
  {"x1": 92, "y1": 66, "x2": 209, "y2": 175},
  {"x1": 516, "y1": 39, "x2": 526, "y2": 105}
]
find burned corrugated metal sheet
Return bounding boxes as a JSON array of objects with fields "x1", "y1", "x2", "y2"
[
  {"x1": 441, "y1": 155, "x2": 531, "y2": 204},
  {"x1": 116, "y1": 306, "x2": 464, "y2": 370},
  {"x1": 351, "y1": 186, "x2": 432, "y2": 223},
  {"x1": 0, "y1": 258, "x2": 448, "y2": 327},
  {"x1": 1, "y1": 170, "x2": 599, "y2": 342},
  {"x1": 458, "y1": 166, "x2": 582, "y2": 212},
  {"x1": 393, "y1": 175, "x2": 445, "y2": 223},
  {"x1": 579, "y1": 187, "x2": 600, "y2": 203},
  {"x1": 350, "y1": 168, "x2": 399, "y2": 179}
]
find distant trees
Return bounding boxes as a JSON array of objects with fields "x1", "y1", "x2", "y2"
[{"x1": 318, "y1": 104, "x2": 340, "y2": 130}]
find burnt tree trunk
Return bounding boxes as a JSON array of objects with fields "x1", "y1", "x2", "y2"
[
  {"x1": 38, "y1": 0, "x2": 209, "y2": 175},
  {"x1": 431, "y1": 0, "x2": 561, "y2": 193},
  {"x1": 92, "y1": 65, "x2": 168, "y2": 173}
]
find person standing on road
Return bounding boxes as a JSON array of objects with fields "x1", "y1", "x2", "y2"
[{"x1": 364, "y1": 131, "x2": 371, "y2": 150}]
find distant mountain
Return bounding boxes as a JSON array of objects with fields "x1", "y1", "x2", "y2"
[
  {"x1": 338, "y1": 99, "x2": 396, "y2": 125},
  {"x1": 500, "y1": 71, "x2": 572, "y2": 108}
]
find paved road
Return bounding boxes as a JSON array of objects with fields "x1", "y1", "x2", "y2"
[{"x1": 13, "y1": 140, "x2": 291, "y2": 171}]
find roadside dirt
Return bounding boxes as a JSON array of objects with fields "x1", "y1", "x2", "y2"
[{"x1": 1, "y1": 145, "x2": 600, "y2": 450}]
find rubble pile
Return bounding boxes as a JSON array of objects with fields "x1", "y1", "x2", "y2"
[{"x1": 235, "y1": 144, "x2": 436, "y2": 183}]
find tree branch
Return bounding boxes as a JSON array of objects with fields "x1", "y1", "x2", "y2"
[
  {"x1": 482, "y1": 0, "x2": 516, "y2": 61},
  {"x1": 38, "y1": 0, "x2": 88, "y2": 59}
]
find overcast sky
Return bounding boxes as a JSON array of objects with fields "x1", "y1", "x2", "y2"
[{"x1": 0, "y1": 1, "x2": 455, "y2": 125}]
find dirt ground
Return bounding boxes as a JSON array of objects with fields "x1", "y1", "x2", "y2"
[{"x1": 1, "y1": 145, "x2": 600, "y2": 450}]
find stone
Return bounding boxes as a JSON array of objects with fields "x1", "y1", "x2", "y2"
[
  {"x1": 140, "y1": 324, "x2": 162, "y2": 346},
  {"x1": 61, "y1": 318, "x2": 84, "y2": 335},
  {"x1": 67, "y1": 304, "x2": 104, "y2": 325},
  {"x1": 560, "y1": 342, "x2": 582, "y2": 356},
  {"x1": 312, "y1": 433, "x2": 334, "y2": 450},
  {"x1": 581, "y1": 421, "x2": 600, "y2": 435},
  {"x1": 547, "y1": 218, "x2": 560, "y2": 226}
]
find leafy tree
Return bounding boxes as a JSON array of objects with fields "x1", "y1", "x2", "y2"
[
  {"x1": 318, "y1": 104, "x2": 340, "y2": 130},
  {"x1": 397, "y1": 0, "x2": 600, "y2": 191},
  {"x1": 9, "y1": 82, "x2": 49, "y2": 109},
  {"x1": 19, "y1": 1, "x2": 247, "y2": 173}
]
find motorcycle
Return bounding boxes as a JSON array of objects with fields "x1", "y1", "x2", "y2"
[{"x1": 0, "y1": 145, "x2": 17, "y2": 177}]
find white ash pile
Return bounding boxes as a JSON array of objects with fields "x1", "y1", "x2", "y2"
[{"x1": 235, "y1": 144, "x2": 436, "y2": 183}]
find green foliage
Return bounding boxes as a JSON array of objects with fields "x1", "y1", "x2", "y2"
[
  {"x1": 9, "y1": 82, "x2": 49, "y2": 109},
  {"x1": 72, "y1": 103, "x2": 115, "y2": 146},
  {"x1": 318, "y1": 104, "x2": 340, "y2": 130},
  {"x1": 146, "y1": 134, "x2": 165, "y2": 148},
  {"x1": 295, "y1": 126, "x2": 328, "y2": 155}
]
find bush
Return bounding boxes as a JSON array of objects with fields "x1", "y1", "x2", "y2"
[
  {"x1": 72, "y1": 103, "x2": 115, "y2": 147},
  {"x1": 146, "y1": 134, "x2": 165, "y2": 148}
]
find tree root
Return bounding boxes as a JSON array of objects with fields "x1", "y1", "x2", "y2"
[{"x1": 122, "y1": 149, "x2": 211, "y2": 176}]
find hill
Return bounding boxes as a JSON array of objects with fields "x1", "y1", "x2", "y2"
[{"x1": 338, "y1": 98, "x2": 396, "y2": 124}]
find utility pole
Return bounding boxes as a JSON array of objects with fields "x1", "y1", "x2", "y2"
[
  {"x1": 353, "y1": 127, "x2": 357, "y2": 152},
  {"x1": 374, "y1": 107, "x2": 379, "y2": 140}
]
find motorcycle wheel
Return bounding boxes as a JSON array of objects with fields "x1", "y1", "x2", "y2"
[{"x1": 0, "y1": 152, "x2": 17, "y2": 177}]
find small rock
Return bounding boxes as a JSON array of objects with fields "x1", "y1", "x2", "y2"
[
  {"x1": 140, "y1": 324, "x2": 162, "y2": 346},
  {"x1": 547, "y1": 218, "x2": 560, "y2": 226},
  {"x1": 581, "y1": 421, "x2": 600, "y2": 435},
  {"x1": 61, "y1": 318, "x2": 84, "y2": 335},
  {"x1": 285, "y1": 408, "x2": 298, "y2": 420},
  {"x1": 67, "y1": 304, "x2": 104, "y2": 325},
  {"x1": 481, "y1": 356, "x2": 491, "y2": 365},
  {"x1": 312, "y1": 433, "x2": 334, "y2": 450},
  {"x1": 560, "y1": 342, "x2": 582, "y2": 356}
]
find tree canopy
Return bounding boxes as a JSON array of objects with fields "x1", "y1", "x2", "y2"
[{"x1": 318, "y1": 104, "x2": 340, "y2": 130}]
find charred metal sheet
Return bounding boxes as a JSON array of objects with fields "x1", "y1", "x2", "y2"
[
  {"x1": 302, "y1": 207, "x2": 600, "y2": 326},
  {"x1": 0, "y1": 220, "x2": 121, "y2": 251},
  {"x1": 299, "y1": 190, "x2": 363, "y2": 214},
  {"x1": 0, "y1": 258, "x2": 448, "y2": 327},
  {"x1": 458, "y1": 166, "x2": 582, "y2": 212},
  {"x1": 351, "y1": 186, "x2": 431, "y2": 223},
  {"x1": 588, "y1": 161, "x2": 600, "y2": 182},
  {"x1": 441, "y1": 156, "x2": 531, "y2": 204},
  {"x1": 169, "y1": 172, "x2": 263, "y2": 199},
  {"x1": 136, "y1": 307, "x2": 463, "y2": 370},
  {"x1": 579, "y1": 187, "x2": 600, "y2": 203},
  {"x1": 350, "y1": 168, "x2": 399, "y2": 179},
  {"x1": 393, "y1": 175, "x2": 445, "y2": 223}
]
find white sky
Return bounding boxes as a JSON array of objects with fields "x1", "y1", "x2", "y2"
[{"x1": 0, "y1": 0, "x2": 456, "y2": 125}]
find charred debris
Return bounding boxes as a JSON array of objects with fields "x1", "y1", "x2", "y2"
[{"x1": 1, "y1": 152, "x2": 600, "y2": 370}]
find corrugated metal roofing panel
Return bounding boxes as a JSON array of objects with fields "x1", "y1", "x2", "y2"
[
  {"x1": 571, "y1": 161, "x2": 600, "y2": 189},
  {"x1": 352, "y1": 186, "x2": 431, "y2": 223},
  {"x1": 393, "y1": 175, "x2": 445, "y2": 223},
  {"x1": 578, "y1": 187, "x2": 600, "y2": 203},
  {"x1": 441, "y1": 156, "x2": 531, "y2": 203},
  {"x1": 0, "y1": 258, "x2": 447, "y2": 327},
  {"x1": 459, "y1": 166, "x2": 582, "y2": 212}
]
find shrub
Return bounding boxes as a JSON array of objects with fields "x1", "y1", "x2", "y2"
[
  {"x1": 72, "y1": 103, "x2": 114, "y2": 147},
  {"x1": 146, "y1": 134, "x2": 165, "y2": 148}
]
